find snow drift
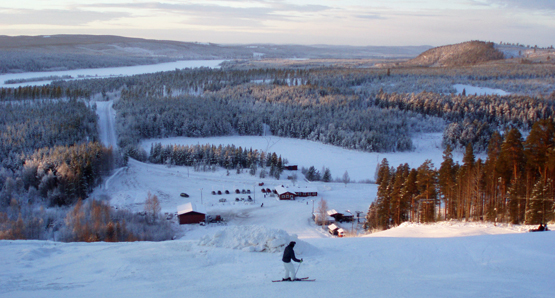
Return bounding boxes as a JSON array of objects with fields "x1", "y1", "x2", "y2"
[{"x1": 199, "y1": 225, "x2": 306, "y2": 254}]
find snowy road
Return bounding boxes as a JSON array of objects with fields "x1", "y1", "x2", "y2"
[{"x1": 96, "y1": 100, "x2": 118, "y2": 149}]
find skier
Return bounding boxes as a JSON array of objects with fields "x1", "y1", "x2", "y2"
[{"x1": 282, "y1": 241, "x2": 303, "y2": 281}]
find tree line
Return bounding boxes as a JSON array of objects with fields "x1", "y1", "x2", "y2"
[
  {"x1": 148, "y1": 143, "x2": 287, "y2": 179},
  {"x1": 372, "y1": 91, "x2": 555, "y2": 151},
  {"x1": 365, "y1": 119, "x2": 555, "y2": 231},
  {"x1": 0, "y1": 86, "x2": 92, "y2": 101}
]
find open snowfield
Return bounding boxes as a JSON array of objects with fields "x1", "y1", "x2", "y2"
[
  {"x1": 453, "y1": 84, "x2": 510, "y2": 96},
  {"x1": 140, "y1": 133, "x2": 460, "y2": 183}
]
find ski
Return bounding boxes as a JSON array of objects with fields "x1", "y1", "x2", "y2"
[{"x1": 272, "y1": 277, "x2": 315, "y2": 282}]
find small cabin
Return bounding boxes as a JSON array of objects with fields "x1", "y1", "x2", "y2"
[
  {"x1": 328, "y1": 209, "x2": 354, "y2": 223},
  {"x1": 177, "y1": 203, "x2": 207, "y2": 224},
  {"x1": 328, "y1": 224, "x2": 346, "y2": 237}
]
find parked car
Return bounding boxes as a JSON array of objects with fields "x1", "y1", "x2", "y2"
[
  {"x1": 180, "y1": 193, "x2": 189, "y2": 197},
  {"x1": 219, "y1": 198, "x2": 226, "y2": 203}
]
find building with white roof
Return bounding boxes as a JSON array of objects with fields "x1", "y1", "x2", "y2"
[
  {"x1": 177, "y1": 202, "x2": 207, "y2": 224},
  {"x1": 274, "y1": 185, "x2": 318, "y2": 200}
]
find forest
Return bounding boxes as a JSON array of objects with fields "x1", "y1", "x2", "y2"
[
  {"x1": 366, "y1": 120, "x2": 555, "y2": 230},
  {"x1": 1, "y1": 56, "x2": 555, "y2": 240}
]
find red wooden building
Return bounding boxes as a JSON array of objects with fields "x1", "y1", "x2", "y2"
[
  {"x1": 275, "y1": 185, "x2": 318, "y2": 200},
  {"x1": 177, "y1": 203, "x2": 207, "y2": 224}
]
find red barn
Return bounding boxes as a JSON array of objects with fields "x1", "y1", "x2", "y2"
[{"x1": 177, "y1": 203, "x2": 207, "y2": 224}]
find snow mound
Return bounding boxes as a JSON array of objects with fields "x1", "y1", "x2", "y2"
[
  {"x1": 198, "y1": 225, "x2": 303, "y2": 253},
  {"x1": 367, "y1": 220, "x2": 529, "y2": 238}
]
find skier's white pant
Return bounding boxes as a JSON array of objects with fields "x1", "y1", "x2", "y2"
[{"x1": 283, "y1": 261, "x2": 296, "y2": 279}]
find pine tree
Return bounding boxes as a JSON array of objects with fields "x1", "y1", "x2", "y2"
[
  {"x1": 376, "y1": 159, "x2": 390, "y2": 185},
  {"x1": 438, "y1": 145, "x2": 456, "y2": 220},
  {"x1": 525, "y1": 119, "x2": 555, "y2": 180},
  {"x1": 416, "y1": 160, "x2": 437, "y2": 223},
  {"x1": 498, "y1": 128, "x2": 525, "y2": 223},
  {"x1": 484, "y1": 131, "x2": 503, "y2": 221},
  {"x1": 322, "y1": 167, "x2": 332, "y2": 182}
]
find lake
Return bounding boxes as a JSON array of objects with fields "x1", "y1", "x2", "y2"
[{"x1": 0, "y1": 60, "x2": 225, "y2": 88}]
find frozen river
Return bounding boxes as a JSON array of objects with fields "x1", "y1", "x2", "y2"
[{"x1": 0, "y1": 60, "x2": 224, "y2": 88}]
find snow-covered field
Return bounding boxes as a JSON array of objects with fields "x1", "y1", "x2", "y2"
[
  {"x1": 453, "y1": 84, "x2": 510, "y2": 96},
  {"x1": 0, "y1": 60, "x2": 224, "y2": 88},
  {"x1": 140, "y1": 133, "x2": 458, "y2": 183}
]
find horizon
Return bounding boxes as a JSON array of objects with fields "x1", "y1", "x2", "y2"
[
  {"x1": 1, "y1": 33, "x2": 438, "y2": 48},
  {"x1": 0, "y1": 0, "x2": 554, "y2": 48}
]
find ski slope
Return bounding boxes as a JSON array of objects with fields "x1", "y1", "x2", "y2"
[{"x1": 1, "y1": 221, "x2": 553, "y2": 298}]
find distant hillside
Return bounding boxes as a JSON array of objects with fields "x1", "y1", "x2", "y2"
[
  {"x1": 0, "y1": 34, "x2": 431, "y2": 73},
  {"x1": 402, "y1": 41, "x2": 504, "y2": 67}
]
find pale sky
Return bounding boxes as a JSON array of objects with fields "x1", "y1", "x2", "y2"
[{"x1": 0, "y1": 0, "x2": 554, "y2": 46}]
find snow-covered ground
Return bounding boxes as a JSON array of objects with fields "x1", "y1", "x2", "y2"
[
  {"x1": 0, "y1": 60, "x2": 224, "y2": 88},
  {"x1": 2, "y1": 219, "x2": 553, "y2": 298},
  {"x1": 453, "y1": 84, "x2": 510, "y2": 96},
  {"x1": 141, "y1": 133, "x2": 457, "y2": 183}
]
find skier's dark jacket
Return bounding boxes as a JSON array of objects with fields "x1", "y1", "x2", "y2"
[{"x1": 282, "y1": 243, "x2": 301, "y2": 263}]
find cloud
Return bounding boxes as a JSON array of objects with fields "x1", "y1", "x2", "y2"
[
  {"x1": 486, "y1": 0, "x2": 555, "y2": 10},
  {"x1": 0, "y1": 8, "x2": 128, "y2": 26},
  {"x1": 355, "y1": 14, "x2": 386, "y2": 20},
  {"x1": 84, "y1": 1, "x2": 331, "y2": 21}
]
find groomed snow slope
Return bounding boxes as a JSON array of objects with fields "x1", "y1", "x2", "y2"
[{"x1": 1, "y1": 224, "x2": 553, "y2": 298}]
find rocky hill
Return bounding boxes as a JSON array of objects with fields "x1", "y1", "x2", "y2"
[{"x1": 402, "y1": 41, "x2": 504, "y2": 67}]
